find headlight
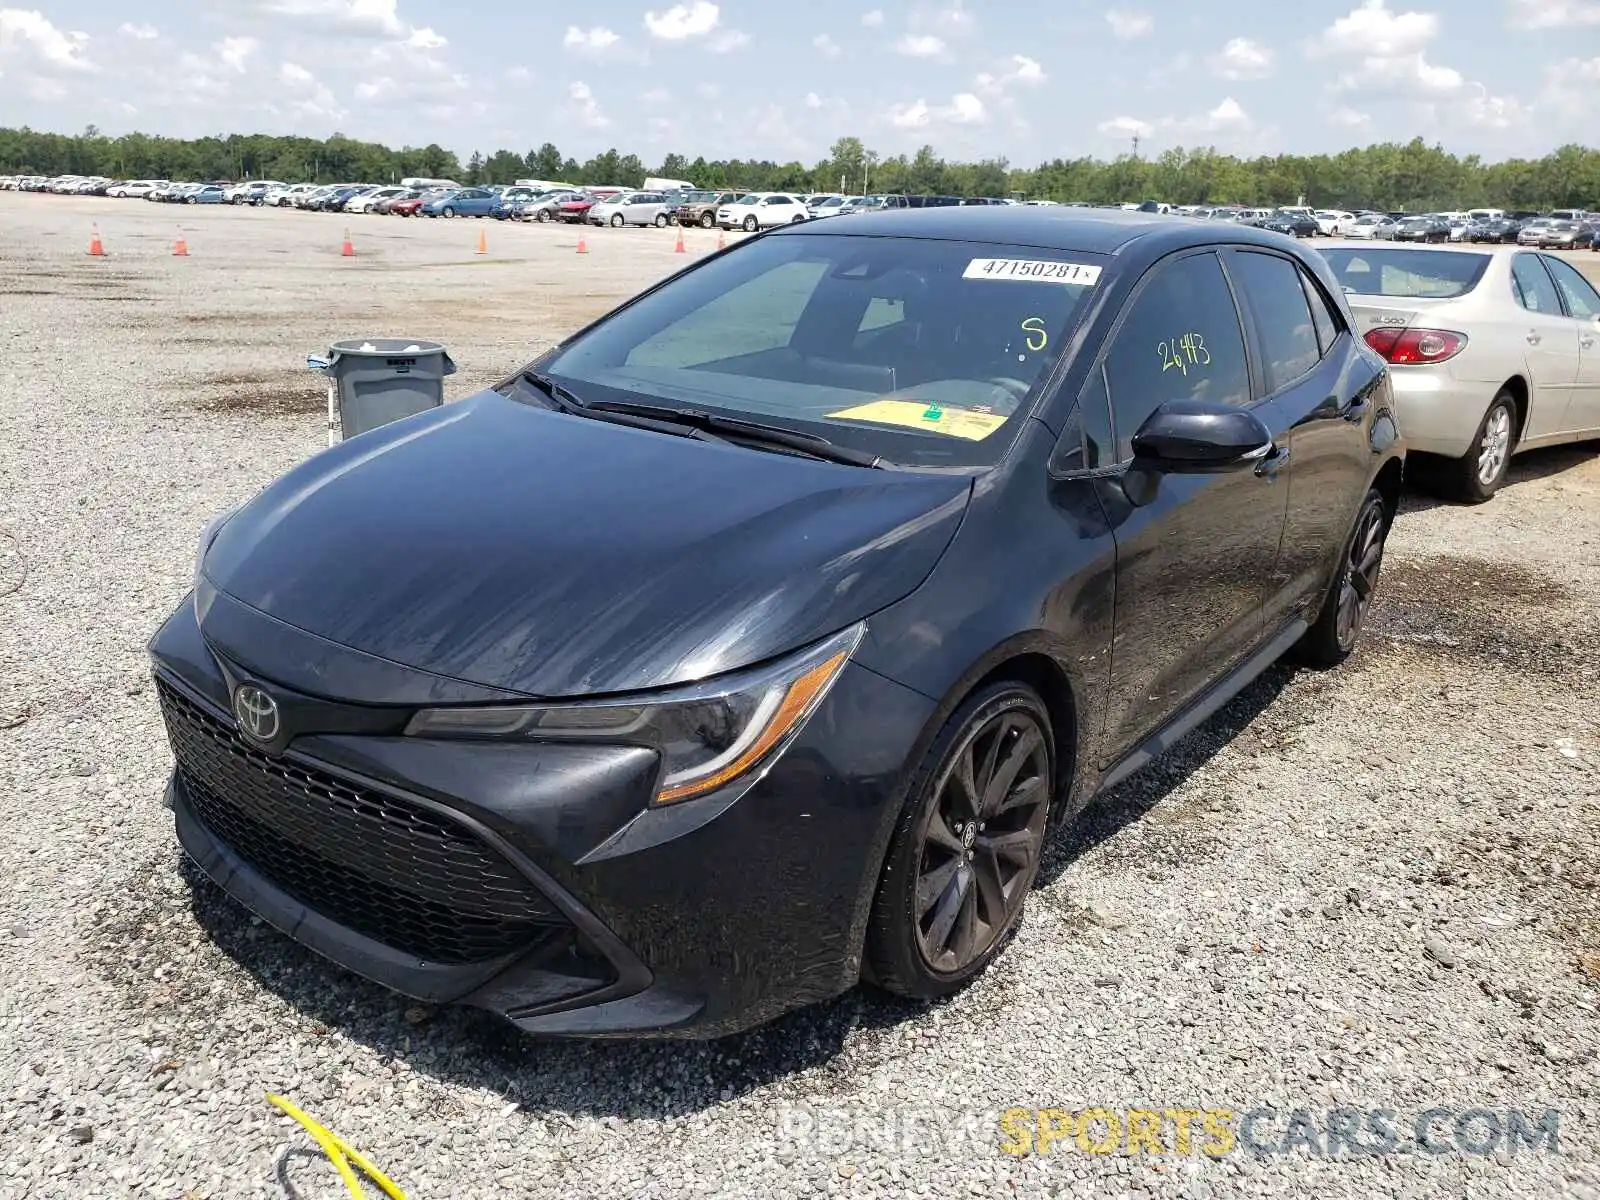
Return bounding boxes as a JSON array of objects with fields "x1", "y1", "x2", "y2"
[{"x1": 406, "y1": 623, "x2": 864, "y2": 806}]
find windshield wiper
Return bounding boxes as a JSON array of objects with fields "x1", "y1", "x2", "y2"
[
  {"x1": 584, "y1": 399, "x2": 887, "y2": 468},
  {"x1": 518, "y1": 371, "x2": 728, "y2": 444}
]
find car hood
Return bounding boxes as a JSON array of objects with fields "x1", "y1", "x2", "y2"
[{"x1": 202, "y1": 391, "x2": 972, "y2": 699}]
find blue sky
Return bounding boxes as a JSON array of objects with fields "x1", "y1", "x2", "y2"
[{"x1": 0, "y1": 0, "x2": 1596, "y2": 164}]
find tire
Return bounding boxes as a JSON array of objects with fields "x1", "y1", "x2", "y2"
[
  {"x1": 1291, "y1": 488, "x2": 1390, "y2": 668},
  {"x1": 700, "y1": 211, "x2": 715, "y2": 228},
  {"x1": 442, "y1": 207, "x2": 455, "y2": 218},
  {"x1": 743, "y1": 216, "x2": 758, "y2": 232},
  {"x1": 610, "y1": 214, "x2": 624, "y2": 227},
  {"x1": 1445, "y1": 389, "x2": 1518, "y2": 503},
  {"x1": 654, "y1": 213, "x2": 668, "y2": 227},
  {"x1": 864, "y1": 681, "x2": 1054, "y2": 1000},
  {"x1": 791, "y1": 214, "x2": 805, "y2": 223}
]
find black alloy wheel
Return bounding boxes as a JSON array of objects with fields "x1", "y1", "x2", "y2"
[
  {"x1": 866, "y1": 683, "x2": 1054, "y2": 998},
  {"x1": 1293, "y1": 487, "x2": 1389, "y2": 666}
]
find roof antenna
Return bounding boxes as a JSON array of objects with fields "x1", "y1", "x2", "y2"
[{"x1": 1131, "y1": 133, "x2": 1141, "y2": 157}]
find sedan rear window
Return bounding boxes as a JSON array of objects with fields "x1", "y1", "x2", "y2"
[
  {"x1": 540, "y1": 233, "x2": 1104, "y2": 468},
  {"x1": 1319, "y1": 248, "x2": 1491, "y2": 298}
]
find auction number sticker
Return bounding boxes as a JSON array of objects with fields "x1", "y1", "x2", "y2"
[{"x1": 964, "y1": 258, "x2": 1102, "y2": 284}]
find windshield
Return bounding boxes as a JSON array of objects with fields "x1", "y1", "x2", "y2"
[
  {"x1": 537, "y1": 233, "x2": 1104, "y2": 469},
  {"x1": 1320, "y1": 248, "x2": 1490, "y2": 298}
]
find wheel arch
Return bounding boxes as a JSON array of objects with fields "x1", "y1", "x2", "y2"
[
  {"x1": 1372, "y1": 455, "x2": 1404, "y2": 524},
  {"x1": 1499, "y1": 374, "x2": 1529, "y2": 441}
]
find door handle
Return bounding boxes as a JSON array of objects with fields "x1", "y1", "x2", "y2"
[
  {"x1": 1526, "y1": 332, "x2": 1542, "y2": 345},
  {"x1": 1254, "y1": 445, "x2": 1291, "y2": 478},
  {"x1": 1583, "y1": 335, "x2": 1596, "y2": 348}
]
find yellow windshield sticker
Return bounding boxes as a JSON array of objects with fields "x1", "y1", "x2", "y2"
[{"x1": 827, "y1": 399, "x2": 1008, "y2": 441}]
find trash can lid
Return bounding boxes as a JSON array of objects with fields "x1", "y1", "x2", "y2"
[{"x1": 327, "y1": 337, "x2": 446, "y2": 357}]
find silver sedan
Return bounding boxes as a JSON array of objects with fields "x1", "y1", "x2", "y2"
[{"x1": 1318, "y1": 243, "x2": 1600, "y2": 502}]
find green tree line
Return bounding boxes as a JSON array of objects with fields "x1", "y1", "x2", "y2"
[{"x1": 2, "y1": 126, "x2": 1597, "y2": 212}]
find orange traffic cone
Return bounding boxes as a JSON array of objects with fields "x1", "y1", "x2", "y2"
[
  {"x1": 172, "y1": 227, "x2": 189, "y2": 257},
  {"x1": 476, "y1": 227, "x2": 488, "y2": 255},
  {"x1": 673, "y1": 228, "x2": 686, "y2": 254},
  {"x1": 576, "y1": 230, "x2": 589, "y2": 255},
  {"x1": 341, "y1": 228, "x2": 355, "y2": 257},
  {"x1": 87, "y1": 224, "x2": 105, "y2": 256}
]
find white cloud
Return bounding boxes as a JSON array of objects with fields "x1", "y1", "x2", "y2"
[
  {"x1": 812, "y1": 33, "x2": 841, "y2": 57},
  {"x1": 894, "y1": 33, "x2": 946, "y2": 57},
  {"x1": 641, "y1": 86, "x2": 671, "y2": 104},
  {"x1": 889, "y1": 91, "x2": 986, "y2": 129},
  {"x1": 1337, "y1": 52, "x2": 1462, "y2": 93},
  {"x1": 861, "y1": 9, "x2": 885, "y2": 26},
  {"x1": 930, "y1": 2, "x2": 975, "y2": 33},
  {"x1": 216, "y1": 36, "x2": 259, "y2": 72},
  {"x1": 1311, "y1": 0, "x2": 1437, "y2": 58},
  {"x1": 1210, "y1": 37, "x2": 1274, "y2": 80},
  {"x1": 708, "y1": 29, "x2": 749, "y2": 52},
  {"x1": 248, "y1": 0, "x2": 407, "y2": 38},
  {"x1": 1540, "y1": 55, "x2": 1600, "y2": 115},
  {"x1": 1459, "y1": 87, "x2": 1526, "y2": 128},
  {"x1": 0, "y1": 8, "x2": 95, "y2": 71},
  {"x1": 1328, "y1": 105, "x2": 1371, "y2": 127},
  {"x1": 1097, "y1": 115, "x2": 1153, "y2": 139},
  {"x1": 804, "y1": 91, "x2": 822, "y2": 108},
  {"x1": 1105, "y1": 10, "x2": 1153, "y2": 38},
  {"x1": 405, "y1": 26, "x2": 444, "y2": 49},
  {"x1": 975, "y1": 54, "x2": 1046, "y2": 94},
  {"x1": 566, "y1": 79, "x2": 610, "y2": 128},
  {"x1": 117, "y1": 22, "x2": 157, "y2": 40},
  {"x1": 278, "y1": 61, "x2": 343, "y2": 121},
  {"x1": 644, "y1": 1, "x2": 720, "y2": 40},
  {"x1": 1193, "y1": 96, "x2": 1251, "y2": 129},
  {"x1": 1507, "y1": 0, "x2": 1600, "y2": 26},
  {"x1": 563, "y1": 25, "x2": 620, "y2": 55}
]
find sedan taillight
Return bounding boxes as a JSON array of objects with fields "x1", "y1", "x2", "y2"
[{"x1": 1363, "y1": 327, "x2": 1468, "y2": 364}]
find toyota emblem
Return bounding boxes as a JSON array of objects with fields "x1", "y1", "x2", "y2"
[{"x1": 233, "y1": 685, "x2": 280, "y2": 744}]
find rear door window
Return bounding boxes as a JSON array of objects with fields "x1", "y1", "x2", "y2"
[
  {"x1": 1226, "y1": 250, "x2": 1321, "y2": 394},
  {"x1": 1511, "y1": 255, "x2": 1562, "y2": 315}
]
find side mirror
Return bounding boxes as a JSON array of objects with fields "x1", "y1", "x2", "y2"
[{"x1": 1130, "y1": 399, "x2": 1274, "y2": 472}]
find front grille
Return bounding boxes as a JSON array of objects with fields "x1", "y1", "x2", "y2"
[{"x1": 158, "y1": 678, "x2": 564, "y2": 965}]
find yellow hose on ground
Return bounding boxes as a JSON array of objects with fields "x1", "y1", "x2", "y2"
[{"x1": 266, "y1": 1092, "x2": 409, "y2": 1200}]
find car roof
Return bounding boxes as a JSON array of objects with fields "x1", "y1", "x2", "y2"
[{"x1": 776, "y1": 205, "x2": 1309, "y2": 257}]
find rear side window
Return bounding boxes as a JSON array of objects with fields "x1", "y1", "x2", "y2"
[
  {"x1": 1302, "y1": 272, "x2": 1341, "y2": 355},
  {"x1": 1099, "y1": 251, "x2": 1251, "y2": 461},
  {"x1": 1511, "y1": 255, "x2": 1562, "y2": 315},
  {"x1": 1228, "y1": 251, "x2": 1320, "y2": 394}
]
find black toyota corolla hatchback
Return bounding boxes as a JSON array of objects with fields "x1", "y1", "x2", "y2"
[{"x1": 152, "y1": 209, "x2": 1404, "y2": 1038}]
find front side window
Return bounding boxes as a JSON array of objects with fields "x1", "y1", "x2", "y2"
[
  {"x1": 1098, "y1": 251, "x2": 1251, "y2": 461},
  {"x1": 540, "y1": 234, "x2": 1104, "y2": 468},
  {"x1": 1543, "y1": 255, "x2": 1600, "y2": 319}
]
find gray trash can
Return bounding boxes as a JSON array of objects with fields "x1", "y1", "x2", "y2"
[{"x1": 307, "y1": 338, "x2": 456, "y2": 444}]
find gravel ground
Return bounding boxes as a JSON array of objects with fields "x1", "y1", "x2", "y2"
[{"x1": 2, "y1": 194, "x2": 1599, "y2": 1200}]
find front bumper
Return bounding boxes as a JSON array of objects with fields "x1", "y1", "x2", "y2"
[
  {"x1": 1385, "y1": 366, "x2": 1497, "y2": 458},
  {"x1": 150, "y1": 595, "x2": 935, "y2": 1038}
]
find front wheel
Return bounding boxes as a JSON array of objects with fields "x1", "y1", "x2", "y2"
[
  {"x1": 864, "y1": 682, "x2": 1054, "y2": 1000},
  {"x1": 700, "y1": 211, "x2": 715, "y2": 229},
  {"x1": 442, "y1": 207, "x2": 455, "y2": 218},
  {"x1": 1291, "y1": 487, "x2": 1390, "y2": 668},
  {"x1": 654, "y1": 213, "x2": 668, "y2": 227},
  {"x1": 536, "y1": 209, "x2": 552, "y2": 223},
  {"x1": 743, "y1": 215, "x2": 758, "y2": 232},
  {"x1": 1446, "y1": 390, "x2": 1517, "y2": 503},
  {"x1": 610, "y1": 214, "x2": 624, "y2": 227}
]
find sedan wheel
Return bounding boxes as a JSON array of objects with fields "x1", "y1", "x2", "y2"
[
  {"x1": 743, "y1": 216, "x2": 758, "y2": 232},
  {"x1": 442, "y1": 207, "x2": 455, "y2": 218},
  {"x1": 865, "y1": 683, "x2": 1052, "y2": 998},
  {"x1": 1292, "y1": 487, "x2": 1390, "y2": 667},
  {"x1": 1461, "y1": 395, "x2": 1516, "y2": 501},
  {"x1": 536, "y1": 209, "x2": 552, "y2": 223},
  {"x1": 611, "y1": 214, "x2": 624, "y2": 227},
  {"x1": 654, "y1": 214, "x2": 668, "y2": 227}
]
